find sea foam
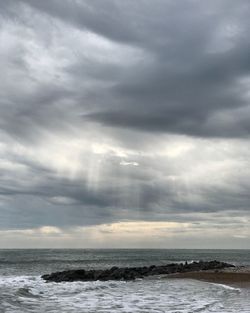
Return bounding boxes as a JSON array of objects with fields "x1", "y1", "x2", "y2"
[{"x1": 0, "y1": 275, "x2": 249, "y2": 313}]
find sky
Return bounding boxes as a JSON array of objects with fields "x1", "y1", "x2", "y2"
[{"x1": 0, "y1": 0, "x2": 250, "y2": 248}]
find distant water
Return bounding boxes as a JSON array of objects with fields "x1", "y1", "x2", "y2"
[{"x1": 0, "y1": 249, "x2": 250, "y2": 312}]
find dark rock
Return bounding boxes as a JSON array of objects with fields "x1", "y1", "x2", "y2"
[{"x1": 41, "y1": 260, "x2": 235, "y2": 283}]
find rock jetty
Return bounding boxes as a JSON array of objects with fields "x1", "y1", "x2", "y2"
[{"x1": 42, "y1": 260, "x2": 234, "y2": 283}]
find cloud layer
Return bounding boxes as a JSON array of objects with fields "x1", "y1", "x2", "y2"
[{"x1": 0, "y1": 0, "x2": 250, "y2": 247}]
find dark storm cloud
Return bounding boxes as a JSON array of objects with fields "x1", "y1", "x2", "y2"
[
  {"x1": 1, "y1": 0, "x2": 250, "y2": 141},
  {"x1": 11, "y1": 0, "x2": 250, "y2": 138},
  {"x1": 1, "y1": 0, "x2": 250, "y2": 238}
]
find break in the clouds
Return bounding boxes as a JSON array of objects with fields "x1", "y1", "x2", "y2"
[{"x1": 0, "y1": 0, "x2": 250, "y2": 248}]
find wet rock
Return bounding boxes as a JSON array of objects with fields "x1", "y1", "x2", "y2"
[{"x1": 41, "y1": 260, "x2": 234, "y2": 283}]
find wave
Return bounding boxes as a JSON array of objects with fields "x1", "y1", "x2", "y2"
[
  {"x1": 210, "y1": 282, "x2": 241, "y2": 292},
  {"x1": 15, "y1": 287, "x2": 41, "y2": 299},
  {"x1": 0, "y1": 275, "x2": 248, "y2": 313}
]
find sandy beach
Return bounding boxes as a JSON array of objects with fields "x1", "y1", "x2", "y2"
[{"x1": 168, "y1": 266, "x2": 250, "y2": 288}]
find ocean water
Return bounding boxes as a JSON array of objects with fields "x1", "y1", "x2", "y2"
[{"x1": 0, "y1": 249, "x2": 249, "y2": 313}]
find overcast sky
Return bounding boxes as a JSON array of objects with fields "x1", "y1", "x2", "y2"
[{"x1": 1, "y1": 0, "x2": 250, "y2": 248}]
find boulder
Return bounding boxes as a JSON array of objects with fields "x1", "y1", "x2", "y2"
[{"x1": 42, "y1": 260, "x2": 234, "y2": 283}]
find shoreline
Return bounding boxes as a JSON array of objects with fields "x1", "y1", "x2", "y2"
[{"x1": 165, "y1": 266, "x2": 250, "y2": 288}]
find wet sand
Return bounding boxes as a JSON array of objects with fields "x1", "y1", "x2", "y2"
[{"x1": 167, "y1": 266, "x2": 250, "y2": 288}]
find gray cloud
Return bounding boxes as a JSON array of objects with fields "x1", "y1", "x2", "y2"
[
  {"x1": 11, "y1": 0, "x2": 250, "y2": 138},
  {"x1": 0, "y1": 0, "x2": 250, "y2": 247}
]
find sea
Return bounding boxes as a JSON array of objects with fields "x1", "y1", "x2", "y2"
[{"x1": 0, "y1": 249, "x2": 249, "y2": 313}]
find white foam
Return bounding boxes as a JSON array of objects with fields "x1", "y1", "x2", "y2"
[
  {"x1": 211, "y1": 282, "x2": 241, "y2": 292},
  {"x1": 0, "y1": 275, "x2": 249, "y2": 313}
]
